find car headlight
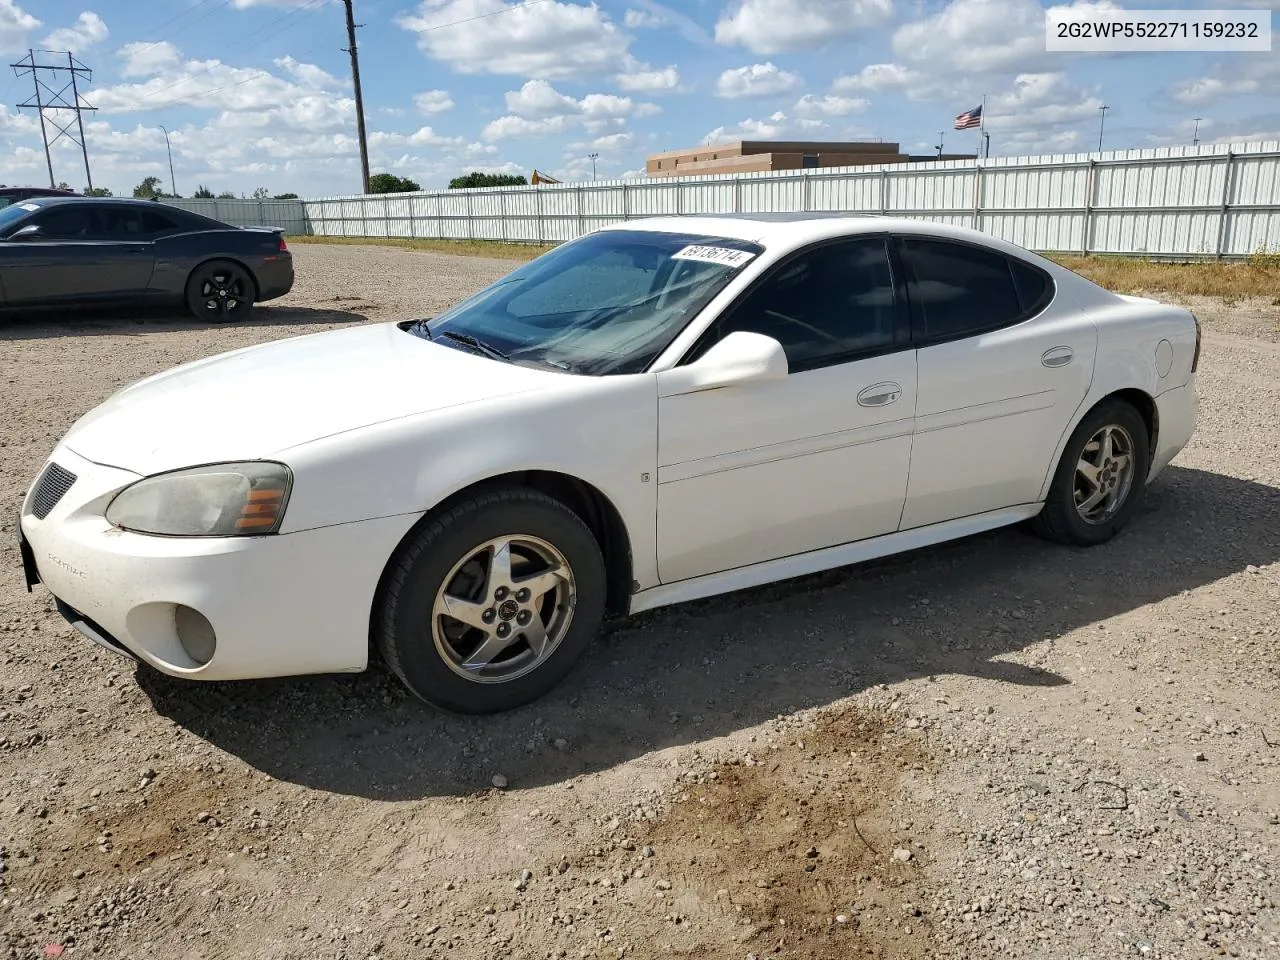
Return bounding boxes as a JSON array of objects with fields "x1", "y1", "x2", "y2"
[{"x1": 105, "y1": 461, "x2": 292, "y2": 537}]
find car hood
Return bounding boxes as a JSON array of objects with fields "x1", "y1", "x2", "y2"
[{"x1": 61, "y1": 322, "x2": 561, "y2": 475}]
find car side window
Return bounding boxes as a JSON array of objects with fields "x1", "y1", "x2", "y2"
[
  {"x1": 897, "y1": 236, "x2": 1049, "y2": 341},
  {"x1": 31, "y1": 206, "x2": 95, "y2": 239},
  {"x1": 701, "y1": 237, "x2": 899, "y2": 372}
]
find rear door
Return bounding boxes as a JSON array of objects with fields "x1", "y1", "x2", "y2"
[{"x1": 895, "y1": 234, "x2": 1097, "y2": 529}]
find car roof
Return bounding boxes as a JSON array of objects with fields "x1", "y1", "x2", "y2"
[{"x1": 603, "y1": 212, "x2": 1053, "y2": 265}]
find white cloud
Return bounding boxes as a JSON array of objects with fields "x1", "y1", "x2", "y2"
[
  {"x1": 397, "y1": 0, "x2": 630, "y2": 79},
  {"x1": 715, "y1": 0, "x2": 892, "y2": 54},
  {"x1": 703, "y1": 108, "x2": 831, "y2": 144},
  {"x1": 119, "y1": 41, "x2": 182, "y2": 78},
  {"x1": 485, "y1": 79, "x2": 658, "y2": 140},
  {"x1": 42, "y1": 11, "x2": 107, "y2": 51},
  {"x1": 985, "y1": 72, "x2": 1105, "y2": 132},
  {"x1": 833, "y1": 63, "x2": 929, "y2": 96},
  {"x1": 616, "y1": 63, "x2": 680, "y2": 92},
  {"x1": 481, "y1": 114, "x2": 574, "y2": 140},
  {"x1": 232, "y1": 0, "x2": 327, "y2": 7},
  {"x1": 793, "y1": 93, "x2": 867, "y2": 118},
  {"x1": 569, "y1": 131, "x2": 635, "y2": 152},
  {"x1": 275, "y1": 55, "x2": 343, "y2": 89},
  {"x1": 0, "y1": 0, "x2": 39, "y2": 53},
  {"x1": 715, "y1": 62, "x2": 801, "y2": 99},
  {"x1": 1170, "y1": 53, "x2": 1280, "y2": 105},
  {"x1": 505, "y1": 78, "x2": 580, "y2": 118},
  {"x1": 624, "y1": 7, "x2": 662, "y2": 27},
  {"x1": 414, "y1": 89, "x2": 455, "y2": 115}
]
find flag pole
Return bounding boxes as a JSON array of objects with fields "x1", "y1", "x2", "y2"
[{"x1": 979, "y1": 92, "x2": 988, "y2": 159}]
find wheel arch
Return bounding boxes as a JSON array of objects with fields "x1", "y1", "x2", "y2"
[
  {"x1": 186, "y1": 256, "x2": 261, "y2": 302},
  {"x1": 1037, "y1": 386, "x2": 1159, "y2": 502},
  {"x1": 367, "y1": 469, "x2": 635, "y2": 660}
]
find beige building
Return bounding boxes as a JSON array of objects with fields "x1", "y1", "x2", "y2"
[{"x1": 646, "y1": 140, "x2": 976, "y2": 178}]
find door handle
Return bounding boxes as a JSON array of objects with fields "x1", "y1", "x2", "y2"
[
  {"x1": 1041, "y1": 346, "x2": 1074, "y2": 368},
  {"x1": 857, "y1": 381, "x2": 902, "y2": 407}
]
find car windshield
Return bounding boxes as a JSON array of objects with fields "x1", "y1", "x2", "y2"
[
  {"x1": 410, "y1": 229, "x2": 764, "y2": 375},
  {"x1": 0, "y1": 202, "x2": 37, "y2": 230}
]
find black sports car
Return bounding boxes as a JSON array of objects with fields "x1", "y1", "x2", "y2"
[{"x1": 0, "y1": 196, "x2": 294, "y2": 321}]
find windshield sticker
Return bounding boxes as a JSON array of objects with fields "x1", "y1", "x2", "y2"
[
  {"x1": 671, "y1": 244, "x2": 757, "y2": 268},
  {"x1": 18, "y1": 203, "x2": 40, "y2": 211}
]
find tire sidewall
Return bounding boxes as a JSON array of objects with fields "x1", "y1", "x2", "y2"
[
  {"x1": 1050, "y1": 402, "x2": 1151, "y2": 544},
  {"x1": 186, "y1": 260, "x2": 254, "y2": 323},
  {"x1": 380, "y1": 493, "x2": 606, "y2": 714}
]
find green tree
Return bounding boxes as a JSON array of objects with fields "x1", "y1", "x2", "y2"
[
  {"x1": 216, "y1": 191, "x2": 237, "y2": 199},
  {"x1": 367, "y1": 173, "x2": 421, "y2": 194},
  {"x1": 56, "y1": 181, "x2": 73, "y2": 191},
  {"x1": 251, "y1": 186, "x2": 270, "y2": 200},
  {"x1": 85, "y1": 186, "x2": 112, "y2": 197},
  {"x1": 272, "y1": 192, "x2": 299, "y2": 200},
  {"x1": 192, "y1": 185, "x2": 215, "y2": 199},
  {"x1": 448, "y1": 171, "x2": 528, "y2": 189},
  {"x1": 132, "y1": 176, "x2": 164, "y2": 199}
]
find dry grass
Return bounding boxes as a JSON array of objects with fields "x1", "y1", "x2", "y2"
[
  {"x1": 288, "y1": 236, "x2": 1280, "y2": 302},
  {"x1": 287, "y1": 235, "x2": 553, "y2": 261},
  {"x1": 1047, "y1": 253, "x2": 1280, "y2": 302}
]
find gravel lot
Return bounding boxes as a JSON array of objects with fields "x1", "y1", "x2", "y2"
[{"x1": 1, "y1": 243, "x2": 1278, "y2": 960}]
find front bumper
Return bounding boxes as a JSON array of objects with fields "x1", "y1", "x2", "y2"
[{"x1": 18, "y1": 445, "x2": 416, "y2": 681}]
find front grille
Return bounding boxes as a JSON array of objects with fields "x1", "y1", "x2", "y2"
[{"x1": 28, "y1": 462, "x2": 77, "y2": 519}]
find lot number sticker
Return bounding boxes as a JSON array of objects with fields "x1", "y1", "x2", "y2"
[
  {"x1": 18, "y1": 203, "x2": 40, "y2": 212},
  {"x1": 671, "y1": 245, "x2": 757, "y2": 268}
]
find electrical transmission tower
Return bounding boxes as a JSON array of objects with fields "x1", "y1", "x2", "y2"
[{"x1": 11, "y1": 50, "x2": 97, "y2": 192}]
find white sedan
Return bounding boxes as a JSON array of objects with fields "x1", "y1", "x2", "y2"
[{"x1": 17, "y1": 214, "x2": 1200, "y2": 713}]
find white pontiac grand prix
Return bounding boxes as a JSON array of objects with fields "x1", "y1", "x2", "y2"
[{"x1": 17, "y1": 214, "x2": 1200, "y2": 713}]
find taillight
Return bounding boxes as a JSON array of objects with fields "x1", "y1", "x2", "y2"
[
  {"x1": 278, "y1": 236, "x2": 289, "y2": 253},
  {"x1": 1191, "y1": 313, "x2": 1202, "y2": 373}
]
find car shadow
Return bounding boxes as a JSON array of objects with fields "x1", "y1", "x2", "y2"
[
  {"x1": 0, "y1": 304, "x2": 366, "y2": 340},
  {"x1": 136, "y1": 464, "x2": 1280, "y2": 801}
]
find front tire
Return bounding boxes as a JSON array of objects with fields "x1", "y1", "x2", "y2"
[
  {"x1": 375, "y1": 487, "x2": 606, "y2": 714},
  {"x1": 185, "y1": 259, "x2": 255, "y2": 322},
  {"x1": 1032, "y1": 399, "x2": 1151, "y2": 546}
]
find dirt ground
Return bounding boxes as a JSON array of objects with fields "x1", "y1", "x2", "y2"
[{"x1": 1, "y1": 243, "x2": 1277, "y2": 960}]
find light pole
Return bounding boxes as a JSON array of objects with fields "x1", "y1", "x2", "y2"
[
  {"x1": 588, "y1": 152, "x2": 599, "y2": 181},
  {"x1": 1097, "y1": 105, "x2": 1109, "y2": 154},
  {"x1": 159, "y1": 125, "x2": 177, "y2": 197},
  {"x1": 1192, "y1": 117, "x2": 1202, "y2": 146}
]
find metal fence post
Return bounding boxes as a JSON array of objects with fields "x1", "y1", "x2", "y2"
[
  {"x1": 1081, "y1": 160, "x2": 1097, "y2": 254},
  {"x1": 465, "y1": 191, "x2": 474, "y2": 240},
  {"x1": 536, "y1": 188, "x2": 545, "y2": 244},
  {"x1": 500, "y1": 189, "x2": 508, "y2": 242},
  {"x1": 971, "y1": 165, "x2": 982, "y2": 230},
  {"x1": 622, "y1": 181, "x2": 630, "y2": 221},
  {"x1": 879, "y1": 168, "x2": 889, "y2": 214},
  {"x1": 1214, "y1": 151, "x2": 1235, "y2": 259},
  {"x1": 577, "y1": 184, "x2": 585, "y2": 237}
]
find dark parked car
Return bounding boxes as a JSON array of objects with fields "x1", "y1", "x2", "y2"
[
  {"x1": 0, "y1": 197, "x2": 293, "y2": 321},
  {"x1": 0, "y1": 185, "x2": 79, "y2": 208}
]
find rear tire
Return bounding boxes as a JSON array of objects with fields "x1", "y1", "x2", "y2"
[
  {"x1": 185, "y1": 259, "x2": 255, "y2": 322},
  {"x1": 375, "y1": 486, "x2": 606, "y2": 714},
  {"x1": 1032, "y1": 399, "x2": 1151, "y2": 546}
]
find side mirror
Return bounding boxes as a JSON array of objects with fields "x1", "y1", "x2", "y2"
[
  {"x1": 8, "y1": 223, "x2": 43, "y2": 242},
  {"x1": 658, "y1": 331, "x2": 788, "y2": 396}
]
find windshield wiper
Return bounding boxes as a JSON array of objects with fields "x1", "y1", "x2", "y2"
[{"x1": 437, "y1": 329, "x2": 512, "y2": 363}]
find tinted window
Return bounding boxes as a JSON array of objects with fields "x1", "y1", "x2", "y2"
[
  {"x1": 899, "y1": 237, "x2": 1025, "y2": 340},
  {"x1": 1010, "y1": 258, "x2": 1053, "y2": 314},
  {"x1": 705, "y1": 237, "x2": 898, "y2": 372},
  {"x1": 96, "y1": 206, "x2": 180, "y2": 237},
  {"x1": 32, "y1": 206, "x2": 95, "y2": 239}
]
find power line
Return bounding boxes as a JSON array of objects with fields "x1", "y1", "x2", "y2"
[
  {"x1": 12, "y1": 50, "x2": 97, "y2": 191},
  {"x1": 127, "y1": 0, "x2": 236, "y2": 57}
]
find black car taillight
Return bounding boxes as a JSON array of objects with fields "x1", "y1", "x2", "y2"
[
  {"x1": 278, "y1": 236, "x2": 289, "y2": 253},
  {"x1": 1191, "y1": 313, "x2": 1202, "y2": 373}
]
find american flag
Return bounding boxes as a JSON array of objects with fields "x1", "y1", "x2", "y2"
[{"x1": 954, "y1": 104, "x2": 982, "y2": 130}]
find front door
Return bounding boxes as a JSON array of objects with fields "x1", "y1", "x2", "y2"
[{"x1": 655, "y1": 235, "x2": 918, "y2": 584}]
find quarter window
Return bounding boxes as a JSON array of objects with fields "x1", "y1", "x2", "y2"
[
  {"x1": 700, "y1": 237, "x2": 899, "y2": 372},
  {"x1": 898, "y1": 236, "x2": 1052, "y2": 341}
]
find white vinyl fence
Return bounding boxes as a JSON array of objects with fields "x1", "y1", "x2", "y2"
[{"x1": 166, "y1": 140, "x2": 1280, "y2": 259}]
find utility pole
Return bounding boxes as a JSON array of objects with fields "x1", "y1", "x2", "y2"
[
  {"x1": 936, "y1": 131, "x2": 944, "y2": 158},
  {"x1": 341, "y1": 0, "x2": 371, "y2": 195},
  {"x1": 160, "y1": 124, "x2": 177, "y2": 196},
  {"x1": 1191, "y1": 117, "x2": 1202, "y2": 146},
  {"x1": 1097, "y1": 104, "x2": 1109, "y2": 154},
  {"x1": 588, "y1": 152, "x2": 599, "y2": 181},
  {"x1": 11, "y1": 49, "x2": 97, "y2": 191}
]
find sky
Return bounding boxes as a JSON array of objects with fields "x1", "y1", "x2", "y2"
[{"x1": 1, "y1": 0, "x2": 1277, "y2": 198}]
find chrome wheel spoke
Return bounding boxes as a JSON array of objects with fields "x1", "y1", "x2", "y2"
[
  {"x1": 1073, "y1": 422, "x2": 1136, "y2": 525},
  {"x1": 1076, "y1": 457, "x2": 1101, "y2": 488},
  {"x1": 487, "y1": 540, "x2": 514, "y2": 592},
  {"x1": 461, "y1": 630, "x2": 519, "y2": 671},
  {"x1": 513, "y1": 565, "x2": 566, "y2": 602},
  {"x1": 521, "y1": 617, "x2": 549, "y2": 660},
  {"x1": 436, "y1": 592, "x2": 490, "y2": 632},
  {"x1": 1077, "y1": 486, "x2": 1107, "y2": 512},
  {"x1": 1099, "y1": 427, "x2": 1115, "y2": 461}
]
